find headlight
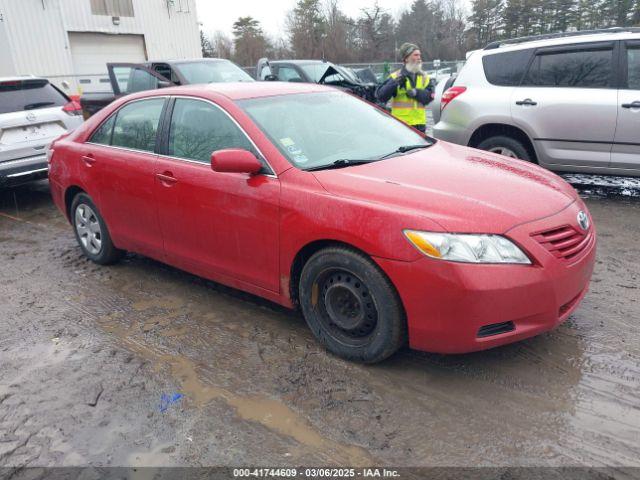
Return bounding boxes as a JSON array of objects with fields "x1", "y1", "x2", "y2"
[{"x1": 404, "y1": 230, "x2": 531, "y2": 264}]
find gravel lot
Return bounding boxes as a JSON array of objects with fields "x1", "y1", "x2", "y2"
[{"x1": 1, "y1": 177, "x2": 639, "y2": 477}]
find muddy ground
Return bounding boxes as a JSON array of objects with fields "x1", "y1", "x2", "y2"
[{"x1": 0, "y1": 179, "x2": 639, "y2": 477}]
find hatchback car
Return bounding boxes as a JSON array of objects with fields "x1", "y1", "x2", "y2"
[
  {"x1": 0, "y1": 76, "x2": 83, "y2": 187},
  {"x1": 433, "y1": 28, "x2": 640, "y2": 175},
  {"x1": 48, "y1": 83, "x2": 596, "y2": 363}
]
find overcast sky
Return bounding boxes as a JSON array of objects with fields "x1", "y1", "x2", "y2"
[{"x1": 194, "y1": 0, "x2": 440, "y2": 40}]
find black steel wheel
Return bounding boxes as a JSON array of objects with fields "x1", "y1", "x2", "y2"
[{"x1": 299, "y1": 246, "x2": 406, "y2": 363}]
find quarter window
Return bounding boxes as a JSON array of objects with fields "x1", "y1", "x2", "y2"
[
  {"x1": 524, "y1": 47, "x2": 613, "y2": 88},
  {"x1": 627, "y1": 47, "x2": 640, "y2": 90},
  {"x1": 110, "y1": 99, "x2": 164, "y2": 152},
  {"x1": 89, "y1": 115, "x2": 116, "y2": 145},
  {"x1": 168, "y1": 98, "x2": 255, "y2": 164},
  {"x1": 482, "y1": 49, "x2": 533, "y2": 86}
]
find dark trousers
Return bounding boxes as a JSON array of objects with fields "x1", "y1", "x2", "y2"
[{"x1": 412, "y1": 124, "x2": 426, "y2": 133}]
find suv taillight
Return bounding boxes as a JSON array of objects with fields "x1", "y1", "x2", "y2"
[
  {"x1": 62, "y1": 100, "x2": 82, "y2": 116},
  {"x1": 440, "y1": 86, "x2": 466, "y2": 112}
]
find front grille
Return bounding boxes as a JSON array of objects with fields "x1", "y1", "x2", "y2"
[
  {"x1": 477, "y1": 321, "x2": 515, "y2": 338},
  {"x1": 531, "y1": 224, "x2": 593, "y2": 261}
]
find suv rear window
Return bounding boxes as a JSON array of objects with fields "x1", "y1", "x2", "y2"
[
  {"x1": 0, "y1": 79, "x2": 67, "y2": 114},
  {"x1": 524, "y1": 46, "x2": 614, "y2": 88},
  {"x1": 482, "y1": 49, "x2": 533, "y2": 86}
]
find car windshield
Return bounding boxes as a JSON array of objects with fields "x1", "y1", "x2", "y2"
[
  {"x1": 300, "y1": 64, "x2": 329, "y2": 82},
  {"x1": 176, "y1": 60, "x2": 254, "y2": 84},
  {"x1": 238, "y1": 91, "x2": 431, "y2": 170}
]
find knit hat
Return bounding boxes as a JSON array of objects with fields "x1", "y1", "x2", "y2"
[{"x1": 399, "y1": 42, "x2": 419, "y2": 61}]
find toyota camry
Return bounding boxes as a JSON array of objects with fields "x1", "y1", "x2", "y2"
[{"x1": 48, "y1": 82, "x2": 596, "y2": 363}]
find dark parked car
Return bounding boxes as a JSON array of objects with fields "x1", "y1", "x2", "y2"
[
  {"x1": 80, "y1": 58, "x2": 253, "y2": 118},
  {"x1": 256, "y1": 58, "x2": 379, "y2": 104}
]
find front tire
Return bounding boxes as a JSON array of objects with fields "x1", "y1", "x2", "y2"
[
  {"x1": 71, "y1": 193, "x2": 122, "y2": 265},
  {"x1": 299, "y1": 247, "x2": 406, "y2": 363},
  {"x1": 477, "y1": 135, "x2": 532, "y2": 162}
]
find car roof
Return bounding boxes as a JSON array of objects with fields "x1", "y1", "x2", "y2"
[
  {"x1": 0, "y1": 75, "x2": 45, "y2": 82},
  {"x1": 145, "y1": 81, "x2": 332, "y2": 101},
  {"x1": 145, "y1": 58, "x2": 234, "y2": 65},
  {"x1": 269, "y1": 60, "x2": 331, "y2": 65},
  {"x1": 483, "y1": 31, "x2": 640, "y2": 55}
]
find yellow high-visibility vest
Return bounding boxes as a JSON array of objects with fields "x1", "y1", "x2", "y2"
[{"x1": 389, "y1": 70, "x2": 430, "y2": 126}]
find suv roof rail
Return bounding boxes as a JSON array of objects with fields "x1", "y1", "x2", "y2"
[{"x1": 484, "y1": 27, "x2": 640, "y2": 50}]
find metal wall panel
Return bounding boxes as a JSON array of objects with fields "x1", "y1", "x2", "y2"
[{"x1": 0, "y1": 0, "x2": 201, "y2": 93}]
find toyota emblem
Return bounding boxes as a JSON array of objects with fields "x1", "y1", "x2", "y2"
[
  {"x1": 26, "y1": 112, "x2": 37, "y2": 122},
  {"x1": 577, "y1": 211, "x2": 589, "y2": 231}
]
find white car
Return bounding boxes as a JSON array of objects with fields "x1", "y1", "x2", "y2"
[
  {"x1": 0, "y1": 76, "x2": 83, "y2": 187},
  {"x1": 433, "y1": 27, "x2": 640, "y2": 175}
]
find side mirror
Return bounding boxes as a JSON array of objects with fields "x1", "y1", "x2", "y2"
[
  {"x1": 158, "y1": 80, "x2": 172, "y2": 89},
  {"x1": 265, "y1": 74, "x2": 278, "y2": 81},
  {"x1": 211, "y1": 149, "x2": 262, "y2": 174}
]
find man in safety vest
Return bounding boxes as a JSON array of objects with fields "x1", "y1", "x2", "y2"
[{"x1": 376, "y1": 43, "x2": 435, "y2": 133}]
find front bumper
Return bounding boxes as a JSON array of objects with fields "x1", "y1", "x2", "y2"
[
  {"x1": 376, "y1": 200, "x2": 596, "y2": 354},
  {"x1": 0, "y1": 154, "x2": 48, "y2": 187}
]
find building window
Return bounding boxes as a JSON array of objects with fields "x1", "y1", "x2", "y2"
[{"x1": 90, "y1": 0, "x2": 134, "y2": 17}]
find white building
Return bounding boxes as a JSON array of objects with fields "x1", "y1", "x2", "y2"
[{"x1": 0, "y1": 0, "x2": 201, "y2": 94}]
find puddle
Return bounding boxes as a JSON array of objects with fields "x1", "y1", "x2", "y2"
[{"x1": 94, "y1": 309, "x2": 372, "y2": 466}]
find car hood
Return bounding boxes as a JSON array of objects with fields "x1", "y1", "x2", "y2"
[{"x1": 311, "y1": 141, "x2": 577, "y2": 233}]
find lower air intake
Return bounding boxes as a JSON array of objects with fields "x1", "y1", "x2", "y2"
[{"x1": 477, "y1": 321, "x2": 515, "y2": 338}]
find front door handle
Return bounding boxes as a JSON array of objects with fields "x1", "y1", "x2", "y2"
[
  {"x1": 515, "y1": 98, "x2": 537, "y2": 106},
  {"x1": 621, "y1": 101, "x2": 640, "y2": 109},
  {"x1": 156, "y1": 172, "x2": 177, "y2": 186},
  {"x1": 81, "y1": 154, "x2": 95, "y2": 167}
]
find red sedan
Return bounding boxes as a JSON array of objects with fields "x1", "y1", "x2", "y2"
[{"x1": 48, "y1": 83, "x2": 596, "y2": 363}]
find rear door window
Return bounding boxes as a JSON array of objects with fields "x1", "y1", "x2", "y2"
[
  {"x1": 482, "y1": 49, "x2": 533, "y2": 86},
  {"x1": 524, "y1": 45, "x2": 614, "y2": 88},
  {"x1": 0, "y1": 79, "x2": 67, "y2": 114},
  {"x1": 110, "y1": 98, "x2": 165, "y2": 152},
  {"x1": 167, "y1": 98, "x2": 255, "y2": 163},
  {"x1": 626, "y1": 46, "x2": 640, "y2": 90}
]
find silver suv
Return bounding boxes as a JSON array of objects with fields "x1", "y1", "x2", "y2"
[
  {"x1": 1, "y1": 77, "x2": 83, "y2": 187},
  {"x1": 433, "y1": 28, "x2": 640, "y2": 176}
]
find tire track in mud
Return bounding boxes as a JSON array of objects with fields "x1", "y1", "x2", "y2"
[{"x1": 1, "y1": 183, "x2": 640, "y2": 468}]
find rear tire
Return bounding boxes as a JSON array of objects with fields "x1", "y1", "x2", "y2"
[
  {"x1": 299, "y1": 247, "x2": 406, "y2": 363},
  {"x1": 71, "y1": 193, "x2": 123, "y2": 265},
  {"x1": 477, "y1": 135, "x2": 532, "y2": 162}
]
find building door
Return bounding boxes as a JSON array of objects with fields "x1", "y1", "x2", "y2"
[{"x1": 68, "y1": 32, "x2": 147, "y2": 93}]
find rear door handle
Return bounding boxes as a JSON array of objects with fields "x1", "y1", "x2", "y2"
[
  {"x1": 81, "y1": 154, "x2": 95, "y2": 166},
  {"x1": 515, "y1": 99, "x2": 537, "y2": 106},
  {"x1": 621, "y1": 101, "x2": 640, "y2": 109},
  {"x1": 156, "y1": 172, "x2": 177, "y2": 186}
]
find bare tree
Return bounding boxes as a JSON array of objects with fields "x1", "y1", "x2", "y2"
[{"x1": 212, "y1": 31, "x2": 233, "y2": 59}]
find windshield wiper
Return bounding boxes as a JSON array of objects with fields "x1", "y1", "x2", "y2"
[
  {"x1": 24, "y1": 101, "x2": 56, "y2": 110},
  {"x1": 378, "y1": 143, "x2": 432, "y2": 160},
  {"x1": 304, "y1": 159, "x2": 376, "y2": 172}
]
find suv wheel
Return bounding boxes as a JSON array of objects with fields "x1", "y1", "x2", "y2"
[
  {"x1": 298, "y1": 247, "x2": 407, "y2": 363},
  {"x1": 477, "y1": 135, "x2": 532, "y2": 162}
]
